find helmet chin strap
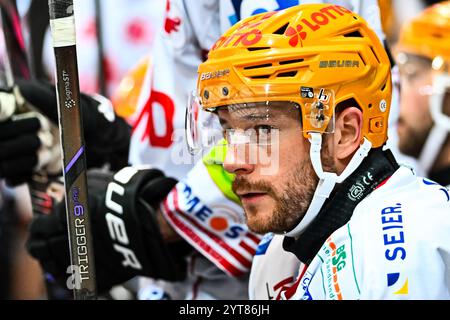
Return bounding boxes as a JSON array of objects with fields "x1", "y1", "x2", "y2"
[
  {"x1": 283, "y1": 132, "x2": 372, "y2": 238},
  {"x1": 418, "y1": 73, "x2": 450, "y2": 174}
]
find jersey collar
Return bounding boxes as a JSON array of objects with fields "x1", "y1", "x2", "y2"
[{"x1": 283, "y1": 148, "x2": 399, "y2": 265}]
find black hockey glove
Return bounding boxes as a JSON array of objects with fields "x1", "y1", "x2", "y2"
[
  {"x1": 0, "y1": 113, "x2": 59, "y2": 186},
  {"x1": 27, "y1": 167, "x2": 190, "y2": 294},
  {"x1": 0, "y1": 79, "x2": 131, "y2": 186}
]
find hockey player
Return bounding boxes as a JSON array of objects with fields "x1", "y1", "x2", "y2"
[
  {"x1": 128, "y1": 0, "x2": 390, "y2": 299},
  {"x1": 0, "y1": 1, "x2": 391, "y2": 300},
  {"x1": 395, "y1": 1, "x2": 450, "y2": 187},
  {"x1": 190, "y1": 4, "x2": 450, "y2": 299}
]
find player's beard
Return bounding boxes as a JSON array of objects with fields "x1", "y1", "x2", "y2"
[
  {"x1": 397, "y1": 117, "x2": 432, "y2": 158},
  {"x1": 232, "y1": 148, "x2": 336, "y2": 234}
]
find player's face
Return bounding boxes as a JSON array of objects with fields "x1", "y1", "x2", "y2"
[
  {"x1": 219, "y1": 102, "x2": 331, "y2": 234},
  {"x1": 397, "y1": 54, "x2": 434, "y2": 158}
]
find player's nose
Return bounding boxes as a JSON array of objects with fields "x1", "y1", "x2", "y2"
[{"x1": 223, "y1": 143, "x2": 255, "y2": 175}]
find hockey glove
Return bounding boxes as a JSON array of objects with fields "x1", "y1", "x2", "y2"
[
  {"x1": 27, "y1": 167, "x2": 190, "y2": 294},
  {"x1": 0, "y1": 85, "x2": 60, "y2": 186},
  {"x1": 0, "y1": 79, "x2": 131, "y2": 186}
]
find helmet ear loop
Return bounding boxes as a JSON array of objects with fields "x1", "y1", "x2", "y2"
[
  {"x1": 418, "y1": 73, "x2": 450, "y2": 174},
  {"x1": 283, "y1": 132, "x2": 372, "y2": 238},
  {"x1": 309, "y1": 132, "x2": 372, "y2": 184}
]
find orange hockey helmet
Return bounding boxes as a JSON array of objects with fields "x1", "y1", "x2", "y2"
[
  {"x1": 112, "y1": 56, "x2": 149, "y2": 122},
  {"x1": 193, "y1": 3, "x2": 392, "y2": 148},
  {"x1": 397, "y1": 1, "x2": 450, "y2": 68}
]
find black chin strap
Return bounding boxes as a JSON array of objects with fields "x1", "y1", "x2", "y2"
[
  {"x1": 283, "y1": 148, "x2": 399, "y2": 265},
  {"x1": 429, "y1": 166, "x2": 450, "y2": 187}
]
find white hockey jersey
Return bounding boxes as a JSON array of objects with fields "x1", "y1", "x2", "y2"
[{"x1": 249, "y1": 166, "x2": 450, "y2": 300}]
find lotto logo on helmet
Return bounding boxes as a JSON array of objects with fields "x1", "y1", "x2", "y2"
[
  {"x1": 285, "y1": 5, "x2": 352, "y2": 42},
  {"x1": 213, "y1": 5, "x2": 353, "y2": 50},
  {"x1": 211, "y1": 12, "x2": 275, "y2": 50},
  {"x1": 284, "y1": 5, "x2": 353, "y2": 46}
]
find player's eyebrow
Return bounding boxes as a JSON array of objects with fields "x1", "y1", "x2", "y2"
[{"x1": 242, "y1": 113, "x2": 270, "y2": 121}]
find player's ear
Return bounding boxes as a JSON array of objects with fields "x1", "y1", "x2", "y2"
[{"x1": 333, "y1": 106, "x2": 363, "y2": 161}]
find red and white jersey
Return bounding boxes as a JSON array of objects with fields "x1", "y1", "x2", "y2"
[
  {"x1": 161, "y1": 158, "x2": 260, "y2": 279},
  {"x1": 158, "y1": 155, "x2": 262, "y2": 299},
  {"x1": 42, "y1": 0, "x2": 166, "y2": 96},
  {"x1": 249, "y1": 167, "x2": 450, "y2": 300}
]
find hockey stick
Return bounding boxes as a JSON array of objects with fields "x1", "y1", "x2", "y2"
[{"x1": 48, "y1": 0, "x2": 96, "y2": 300}]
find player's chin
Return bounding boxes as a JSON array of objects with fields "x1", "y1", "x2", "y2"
[
  {"x1": 243, "y1": 199, "x2": 276, "y2": 234},
  {"x1": 246, "y1": 216, "x2": 274, "y2": 235}
]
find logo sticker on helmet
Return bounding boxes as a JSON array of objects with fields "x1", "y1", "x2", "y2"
[
  {"x1": 300, "y1": 87, "x2": 315, "y2": 99},
  {"x1": 285, "y1": 5, "x2": 353, "y2": 45},
  {"x1": 200, "y1": 69, "x2": 230, "y2": 81},
  {"x1": 286, "y1": 25, "x2": 307, "y2": 46},
  {"x1": 318, "y1": 88, "x2": 329, "y2": 102},
  {"x1": 379, "y1": 100, "x2": 387, "y2": 113},
  {"x1": 211, "y1": 12, "x2": 276, "y2": 50},
  {"x1": 319, "y1": 60, "x2": 360, "y2": 68}
]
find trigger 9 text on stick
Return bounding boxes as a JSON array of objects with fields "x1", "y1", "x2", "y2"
[{"x1": 48, "y1": 0, "x2": 97, "y2": 299}]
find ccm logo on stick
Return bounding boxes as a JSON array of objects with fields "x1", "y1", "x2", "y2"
[{"x1": 105, "y1": 167, "x2": 142, "y2": 270}]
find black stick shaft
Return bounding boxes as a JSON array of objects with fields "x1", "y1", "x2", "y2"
[{"x1": 48, "y1": 0, "x2": 96, "y2": 300}]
